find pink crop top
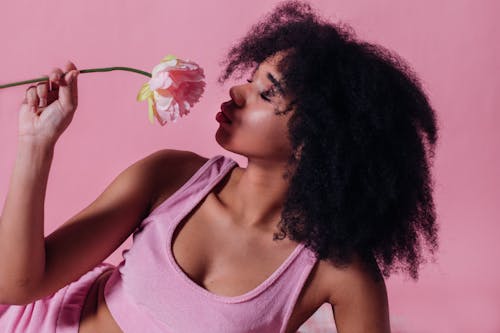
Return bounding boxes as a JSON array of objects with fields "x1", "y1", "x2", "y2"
[{"x1": 103, "y1": 154, "x2": 318, "y2": 332}]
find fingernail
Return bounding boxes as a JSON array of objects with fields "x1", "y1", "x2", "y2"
[{"x1": 31, "y1": 105, "x2": 36, "y2": 113}]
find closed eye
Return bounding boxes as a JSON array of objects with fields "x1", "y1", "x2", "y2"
[{"x1": 246, "y1": 79, "x2": 272, "y2": 102}]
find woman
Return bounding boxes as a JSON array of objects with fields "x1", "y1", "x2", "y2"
[{"x1": 0, "y1": 0, "x2": 439, "y2": 332}]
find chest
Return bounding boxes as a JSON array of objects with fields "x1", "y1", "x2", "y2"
[{"x1": 170, "y1": 195, "x2": 329, "y2": 332}]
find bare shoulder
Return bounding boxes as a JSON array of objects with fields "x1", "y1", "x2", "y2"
[
  {"x1": 148, "y1": 149, "x2": 209, "y2": 213},
  {"x1": 316, "y1": 253, "x2": 391, "y2": 332},
  {"x1": 317, "y1": 253, "x2": 386, "y2": 302}
]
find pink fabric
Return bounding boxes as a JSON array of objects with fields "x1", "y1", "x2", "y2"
[
  {"x1": 0, "y1": 262, "x2": 115, "y2": 333},
  {"x1": 104, "y1": 154, "x2": 318, "y2": 332}
]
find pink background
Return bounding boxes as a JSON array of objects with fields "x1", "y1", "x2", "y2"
[{"x1": 0, "y1": 0, "x2": 498, "y2": 332}]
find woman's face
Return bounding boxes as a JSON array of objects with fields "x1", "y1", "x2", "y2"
[{"x1": 216, "y1": 52, "x2": 296, "y2": 163}]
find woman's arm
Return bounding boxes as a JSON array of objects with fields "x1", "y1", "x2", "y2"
[
  {"x1": 0, "y1": 139, "x2": 53, "y2": 301},
  {"x1": 326, "y1": 254, "x2": 391, "y2": 333}
]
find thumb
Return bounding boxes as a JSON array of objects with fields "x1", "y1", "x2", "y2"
[{"x1": 58, "y1": 70, "x2": 78, "y2": 110}]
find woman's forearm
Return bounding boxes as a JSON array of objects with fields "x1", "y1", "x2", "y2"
[{"x1": 0, "y1": 138, "x2": 54, "y2": 302}]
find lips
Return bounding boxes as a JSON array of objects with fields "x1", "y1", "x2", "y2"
[{"x1": 220, "y1": 101, "x2": 234, "y2": 123}]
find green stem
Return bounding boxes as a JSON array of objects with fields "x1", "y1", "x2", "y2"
[{"x1": 0, "y1": 66, "x2": 151, "y2": 89}]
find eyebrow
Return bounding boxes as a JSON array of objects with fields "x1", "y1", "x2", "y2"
[
  {"x1": 267, "y1": 72, "x2": 285, "y2": 95},
  {"x1": 253, "y1": 65, "x2": 285, "y2": 95}
]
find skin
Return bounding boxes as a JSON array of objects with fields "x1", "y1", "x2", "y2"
[
  {"x1": 21, "y1": 61, "x2": 78, "y2": 146},
  {"x1": 214, "y1": 50, "x2": 391, "y2": 332},
  {"x1": 17, "y1": 55, "x2": 391, "y2": 332},
  {"x1": 215, "y1": 51, "x2": 299, "y2": 232}
]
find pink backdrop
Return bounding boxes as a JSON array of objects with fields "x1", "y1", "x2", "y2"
[{"x1": 0, "y1": 0, "x2": 498, "y2": 332}]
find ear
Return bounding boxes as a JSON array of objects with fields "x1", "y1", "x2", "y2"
[{"x1": 294, "y1": 142, "x2": 304, "y2": 160}]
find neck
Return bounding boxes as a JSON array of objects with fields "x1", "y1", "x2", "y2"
[{"x1": 223, "y1": 157, "x2": 291, "y2": 232}]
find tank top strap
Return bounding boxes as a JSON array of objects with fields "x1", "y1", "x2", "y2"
[{"x1": 139, "y1": 154, "x2": 237, "y2": 228}]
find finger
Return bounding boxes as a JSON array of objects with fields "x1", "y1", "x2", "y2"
[
  {"x1": 49, "y1": 68, "x2": 63, "y2": 91},
  {"x1": 64, "y1": 60, "x2": 78, "y2": 104},
  {"x1": 26, "y1": 85, "x2": 39, "y2": 110},
  {"x1": 36, "y1": 81, "x2": 49, "y2": 107},
  {"x1": 59, "y1": 62, "x2": 79, "y2": 110},
  {"x1": 48, "y1": 78, "x2": 58, "y2": 92},
  {"x1": 49, "y1": 67, "x2": 63, "y2": 82},
  {"x1": 61, "y1": 70, "x2": 79, "y2": 109},
  {"x1": 70, "y1": 70, "x2": 78, "y2": 107},
  {"x1": 64, "y1": 60, "x2": 77, "y2": 73}
]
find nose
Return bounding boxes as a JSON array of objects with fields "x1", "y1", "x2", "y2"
[{"x1": 229, "y1": 84, "x2": 246, "y2": 108}]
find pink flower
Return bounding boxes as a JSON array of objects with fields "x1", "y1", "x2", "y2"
[{"x1": 137, "y1": 55, "x2": 206, "y2": 126}]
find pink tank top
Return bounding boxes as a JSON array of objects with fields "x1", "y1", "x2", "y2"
[{"x1": 103, "y1": 154, "x2": 318, "y2": 332}]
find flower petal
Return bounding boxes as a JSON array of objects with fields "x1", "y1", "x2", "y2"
[
  {"x1": 161, "y1": 54, "x2": 177, "y2": 62},
  {"x1": 137, "y1": 82, "x2": 153, "y2": 101},
  {"x1": 154, "y1": 91, "x2": 174, "y2": 111},
  {"x1": 152, "y1": 59, "x2": 178, "y2": 77},
  {"x1": 149, "y1": 71, "x2": 173, "y2": 90},
  {"x1": 141, "y1": 55, "x2": 206, "y2": 125},
  {"x1": 148, "y1": 98, "x2": 155, "y2": 124}
]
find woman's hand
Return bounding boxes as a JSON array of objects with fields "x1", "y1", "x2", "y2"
[{"x1": 18, "y1": 61, "x2": 79, "y2": 147}]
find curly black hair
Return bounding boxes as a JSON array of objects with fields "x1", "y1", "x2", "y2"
[{"x1": 216, "y1": 0, "x2": 440, "y2": 282}]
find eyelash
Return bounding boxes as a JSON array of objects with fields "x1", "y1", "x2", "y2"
[{"x1": 246, "y1": 79, "x2": 272, "y2": 101}]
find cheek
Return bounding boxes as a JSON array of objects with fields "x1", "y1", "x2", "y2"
[
  {"x1": 244, "y1": 112, "x2": 279, "y2": 136},
  {"x1": 240, "y1": 115, "x2": 291, "y2": 152}
]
